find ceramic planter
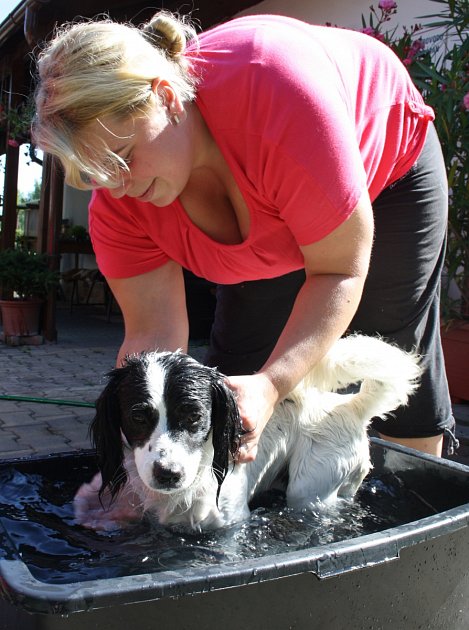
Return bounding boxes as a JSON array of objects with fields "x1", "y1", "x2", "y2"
[
  {"x1": 0, "y1": 299, "x2": 43, "y2": 339},
  {"x1": 441, "y1": 320, "x2": 469, "y2": 402}
]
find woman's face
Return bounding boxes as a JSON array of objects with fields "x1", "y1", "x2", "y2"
[{"x1": 88, "y1": 90, "x2": 196, "y2": 206}]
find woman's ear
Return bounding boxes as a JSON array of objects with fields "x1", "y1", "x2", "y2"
[{"x1": 151, "y1": 78, "x2": 184, "y2": 119}]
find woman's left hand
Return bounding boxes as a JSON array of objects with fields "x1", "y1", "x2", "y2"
[{"x1": 224, "y1": 372, "x2": 279, "y2": 463}]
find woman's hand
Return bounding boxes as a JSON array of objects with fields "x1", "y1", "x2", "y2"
[{"x1": 224, "y1": 372, "x2": 279, "y2": 463}]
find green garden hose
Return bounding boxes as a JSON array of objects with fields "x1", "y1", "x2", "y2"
[{"x1": 0, "y1": 394, "x2": 94, "y2": 408}]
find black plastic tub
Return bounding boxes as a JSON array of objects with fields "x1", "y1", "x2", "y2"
[{"x1": 1, "y1": 438, "x2": 469, "y2": 630}]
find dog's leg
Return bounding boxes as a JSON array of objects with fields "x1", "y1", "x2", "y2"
[
  {"x1": 336, "y1": 459, "x2": 370, "y2": 498},
  {"x1": 285, "y1": 399, "x2": 371, "y2": 508},
  {"x1": 74, "y1": 469, "x2": 144, "y2": 530},
  {"x1": 217, "y1": 465, "x2": 251, "y2": 526},
  {"x1": 286, "y1": 434, "x2": 370, "y2": 507}
]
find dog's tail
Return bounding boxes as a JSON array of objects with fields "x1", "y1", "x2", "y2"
[{"x1": 291, "y1": 334, "x2": 422, "y2": 421}]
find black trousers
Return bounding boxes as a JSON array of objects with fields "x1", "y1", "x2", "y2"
[{"x1": 204, "y1": 124, "x2": 454, "y2": 443}]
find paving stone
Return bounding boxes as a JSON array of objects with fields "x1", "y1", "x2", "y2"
[
  {"x1": 12, "y1": 424, "x2": 76, "y2": 454},
  {"x1": 46, "y1": 415, "x2": 92, "y2": 432},
  {"x1": 0, "y1": 400, "x2": 24, "y2": 412},
  {"x1": 49, "y1": 424, "x2": 93, "y2": 451},
  {"x1": 0, "y1": 429, "x2": 30, "y2": 455},
  {"x1": 0, "y1": 410, "x2": 36, "y2": 427}
]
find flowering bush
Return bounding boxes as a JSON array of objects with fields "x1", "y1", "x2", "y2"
[
  {"x1": 0, "y1": 97, "x2": 34, "y2": 148},
  {"x1": 361, "y1": 0, "x2": 469, "y2": 321},
  {"x1": 361, "y1": 0, "x2": 426, "y2": 65}
]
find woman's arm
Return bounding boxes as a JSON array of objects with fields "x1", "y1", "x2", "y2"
[
  {"x1": 229, "y1": 192, "x2": 374, "y2": 461},
  {"x1": 262, "y1": 192, "x2": 374, "y2": 397},
  {"x1": 106, "y1": 260, "x2": 189, "y2": 366}
]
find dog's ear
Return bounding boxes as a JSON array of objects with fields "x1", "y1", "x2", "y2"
[
  {"x1": 210, "y1": 376, "x2": 242, "y2": 502},
  {"x1": 90, "y1": 367, "x2": 129, "y2": 503}
]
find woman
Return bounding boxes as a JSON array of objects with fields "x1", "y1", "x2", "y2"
[{"x1": 34, "y1": 10, "x2": 455, "y2": 462}]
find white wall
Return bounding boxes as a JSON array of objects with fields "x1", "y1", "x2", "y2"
[
  {"x1": 62, "y1": 185, "x2": 95, "y2": 270},
  {"x1": 63, "y1": 185, "x2": 91, "y2": 228},
  {"x1": 236, "y1": 0, "x2": 440, "y2": 32}
]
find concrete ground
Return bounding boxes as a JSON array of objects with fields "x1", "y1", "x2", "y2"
[
  {"x1": 0, "y1": 301, "x2": 468, "y2": 464},
  {"x1": 0, "y1": 303, "x2": 208, "y2": 460}
]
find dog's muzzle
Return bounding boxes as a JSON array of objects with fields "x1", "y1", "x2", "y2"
[{"x1": 152, "y1": 462, "x2": 182, "y2": 489}]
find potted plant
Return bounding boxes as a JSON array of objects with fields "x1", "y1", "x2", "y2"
[
  {"x1": 359, "y1": 0, "x2": 469, "y2": 401},
  {"x1": 0, "y1": 248, "x2": 59, "y2": 343}
]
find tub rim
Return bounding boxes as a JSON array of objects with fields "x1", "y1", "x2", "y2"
[{"x1": 1, "y1": 438, "x2": 469, "y2": 616}]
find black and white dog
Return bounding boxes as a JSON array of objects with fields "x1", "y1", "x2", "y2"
[{"x1": 86, "y1": 335, "x2": 420, "y2": 531}]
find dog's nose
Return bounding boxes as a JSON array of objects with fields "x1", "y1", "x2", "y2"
[{"x1": 152, "y1": 462, "x2": 182, "y2": 487}]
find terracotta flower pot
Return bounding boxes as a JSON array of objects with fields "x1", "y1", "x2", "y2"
[
  {"x1": 441, "y1": 320, "x2": 469, "y2": 403},
  {"x1": 0, "y1": 299, "x2": 43, "y2": 338}
]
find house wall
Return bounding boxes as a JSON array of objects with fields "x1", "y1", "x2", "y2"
[
  {"x1": 236, "y1": 0, "x2": 438, "y2": 32},
  {"x1": 63, "y1": 186, "x2": 91, "y2": 231},
  {"x1": 61, "y1": 186, "x2": 96, "y2": 270}
]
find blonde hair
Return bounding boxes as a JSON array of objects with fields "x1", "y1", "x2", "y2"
[{"x1": 33, "y1": 11, "x2": 199, "y2": 189}]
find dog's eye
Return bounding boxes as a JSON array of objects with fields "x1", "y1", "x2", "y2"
[
  {"x1": 131, "y1": 408, "x2": 158, "y2": 425},
  {"x1": 185, "y1": 415, "x2": 200, "y2": 432},
  {"x1": 173, "y1": 404, "x2": 203, "y2": 433},
  {"x1": 176, "y1": 408, "x2": 201, "y2": 432}
]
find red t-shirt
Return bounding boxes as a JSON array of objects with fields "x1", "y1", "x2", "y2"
[{"x1": 89, "y1": 14, "x2": 434, "y2": 283}]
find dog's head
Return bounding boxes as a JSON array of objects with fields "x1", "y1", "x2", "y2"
[{"x1": 91, "y1": 351, "x2": 242, "y2": 503}]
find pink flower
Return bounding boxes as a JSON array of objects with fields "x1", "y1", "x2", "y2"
[
  {"x1": 378, "y1": 0, "x2": 398, "y2": 11},
  {"x1": 402, "y1": 38, "x2": 425, "y2": 66},
  {"x1": 362, "y1": 27, "x2": 376, "y2": 36},
  {"x1": 463, "y1": 92, "x2": 469, "y2": 110},
  {"x1": 410, "y1": 38, "x2": 425, "y2": 53},
  {"x1": 7, "y1": 138, "x2": 19, "y2": 148}
]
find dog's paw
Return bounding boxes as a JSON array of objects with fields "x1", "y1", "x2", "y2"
[{"x1": 73, "y1": 472, "x2": 143, "y2": 531}]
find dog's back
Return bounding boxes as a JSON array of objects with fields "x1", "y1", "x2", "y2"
[{"x1": 229, "y1": 335, "x2": 422, "y2": 512}]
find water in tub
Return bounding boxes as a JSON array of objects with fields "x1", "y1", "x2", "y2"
[{"x1": 0, "y1": 455, "x2": 462, "y2": 585}]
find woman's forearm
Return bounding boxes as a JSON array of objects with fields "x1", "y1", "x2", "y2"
[
  {"x1": 259, "y1": 197, "x2": 374, "y2": 403},
  {"x1": 107, "y1": 262, "x2": 190, "y2": 367},
  {"x1": 259, "y1": 271, "x2": 365, "y2": 402},
  {"x1": 116, "y1": 327, "x2": 189, "y2": 367}
]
